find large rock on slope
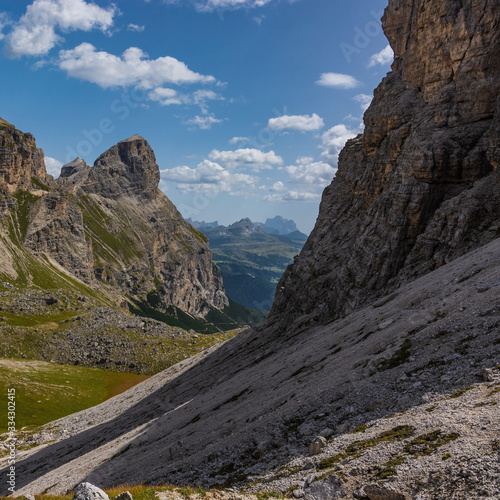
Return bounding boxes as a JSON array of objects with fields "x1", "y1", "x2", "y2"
[{"x1": 271, "y1": 0, "x2": 500, "y2": 325}]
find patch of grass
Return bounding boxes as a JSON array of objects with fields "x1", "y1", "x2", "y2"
[
  {"x1": 351, "y1": 423, "x2": 371, "y2": 434},
  {"x1": 128, "y1": 298, "x2": 219, "y2": 334},
  {"x1": 474, "y1": 400, "x2": 497, "y2": 408},
  {"x1": 13, "y1": 191, "x2": 40, "y2": 239},
  {"x1": 450, "y1": 386, "x2": 473, "y2": 399},
  {"x1": 31, "y1": 176, "x2": 51, "y2": 191},
  {"x1": 406, "y1": 358, "x2": 446, "y2": 376},
  {"x1": 489, "y1": 386, "x2": 500, "y2": 397},
  {"x1": 0, "y1": 359, "x2": 149, "y2": 432},
  {"x1": 442, "y1": 453, "x2": 451, "y2": 460},
  {"x1": 376, "y1": 454, "x2": 405, "y2": 479},
  {"x1": 255, "y1": 492, "x2": 285, "y2": 500},
  {"x1": 177, "y1": 486, "x2": 207, "y2": 498},
  {"x1": 187, "y1": 224, "x2": 208, "y2": 244},
  {"x1": 220, "y1": 298, "x2": 267, "y2": 327},
  {"x1": 425, "y1": 405, "x2": 437, "y2": 413},
  {"x1": 318, "y1": 425, "x2": 415, "y2": 470},
  {"x1": 378, "y1": 339, "x2": 412, "y2": 371},
  {"x1": 107, "y1": 484, "x2": 175, "y2": 500},
  {"x1": 403, "y1": 430, "x2": 460, "y2": 457}
]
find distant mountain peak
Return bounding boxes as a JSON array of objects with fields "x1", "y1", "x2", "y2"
[
  {"x1": 120, "y1": 134, "x2": 146, "y2": 143},
  {"x1": 228, "y1": 218, "x2": 264, "y2": 235},
  {"x1": 0, "y1": 116, "x2": 13, "y2": 127},
  {"x1": 263, "y1": 216, "x2": 298, "y2": 236},
  {"x1": 85, "y1": 135, "x2": 161, "y2": 200},
  {"x1": 59, "y1": 158, "x2": 89, "y2": 178}
]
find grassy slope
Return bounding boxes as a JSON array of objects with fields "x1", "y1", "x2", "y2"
[
  {"x1": 6, "y1": 484, "x2": 286, "y2": 500},
  {"x1": 0, "y1": 359, "x2": 149, "y2": 432}
]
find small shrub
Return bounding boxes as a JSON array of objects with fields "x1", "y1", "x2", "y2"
[{"x1": 377, "y1": 454, "x2": 405, "y2": 478}]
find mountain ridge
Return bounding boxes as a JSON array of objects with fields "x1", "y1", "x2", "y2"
[
  {"x1": 195, "y1": 218, "x2": 306, "y2": 311},
  {"x1": 0, "y1": 121, "x2": 230, "y2": 321}
]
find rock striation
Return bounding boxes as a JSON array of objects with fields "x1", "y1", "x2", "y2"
[
  {"x1": 0, "y1": 117, "x2": 46, "y2": 194},
  {"x1": 0, "y1": 128, "x2": 228, "y2": 318},
  {"x1": 271, "y1": 0, "x2": 500, "y2": 325}
]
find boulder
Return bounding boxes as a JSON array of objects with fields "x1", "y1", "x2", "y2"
[
  {"x1": 309, "y1": 436, "x2": 327, "y2": 456},
  {"x1": 304, "y1": 475, "x2": 346, "y2": 500},
  {"x1": 73, "y1": 483, "x2": 109, "y2": 500},
  {"x1": 115, "y1": 492, "x2": 133, "y2": 500}
]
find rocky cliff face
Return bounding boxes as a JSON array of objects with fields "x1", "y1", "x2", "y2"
[
  {"x1": 0, "y1": 127, "x2": 228, "y2": 318},
  {"x1": 271, "y1": 0, "x2": 500, "y2": 325},
  {"x1": 82, "y1": 134, "x2": 161, "y2": 200},
  {"x1": 0, "y1": 117, "x2": 47, "y2": 194}
]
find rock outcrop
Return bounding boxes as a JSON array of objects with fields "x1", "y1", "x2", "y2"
[
  {"x1": 0, "y1": 117, "x2": 46, "y2": 194},
  {"x1": 271, "y1": 0, "x2": 500, "y2": 325},
  {"x1": 82, "y1": 135, "x2": 160, "y2": 200},
  {"x1": 0, "y1": 128, "x2": 228, "y2": 318}
]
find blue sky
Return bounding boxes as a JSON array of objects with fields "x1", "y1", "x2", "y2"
[{"x1": 0, "y1": 0, "x2": 391, "y2": 233}]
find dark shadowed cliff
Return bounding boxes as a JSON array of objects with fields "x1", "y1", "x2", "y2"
[{"x1": 271, "y1": 0, "x2": 500, "y2": 325}]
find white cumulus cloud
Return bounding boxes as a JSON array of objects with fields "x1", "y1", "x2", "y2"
[
  {"x1": 0, "y1": 13, "x2": 10, "y2": 41},
  {"x1": 148, "y1": 88, "x2": 224, "y2": 110},
  {"x1": 320, "y1": 124, "x2": 360, "y2": 165},
  {"x1": 208, "y1": 148, "x2": 283, "y2": 171},
  {"x1": 195, "y1": 0, "x2": 274, "y2": 12},
  {"x1": 264, "y1": 190, "x2": 321, "y2": 202},
  {"x1": 44, "y1": 156, "x2": 64, "y2": 177},
  {"x1": 268, "y1": 113, "x2": 324, "y2": 132},
  {"x1": 369, "y1": 45, "x2": 394, "y2": 67},
  {"x1": 5, "y1": 0, "x2": 116, "y2": 58},
  {"x1": 316, "y1": 72, "x2": 360, "y2": 89},
  {"x1": 283, "y1": 156, "x2": 336, "y2": 185},
  {"x1": 264, "y1": 156, "x2": 336, "y2": 203},
  {"x1": 161, "y1": 159, "x2": 258, "y2": 195},
  {"x1": 127, "y1": 23, "x2": 145, "y2": 32},
  {"x1": 229, "y1": 136, "x2": 250, "y2": 145},
  {"x1": 148, "y1": 87, "x2": 184, "y2": 106},
  {"x1": 185, "y1": 113, "x2": 224, "y2": 130},
  {"x1": 58, "y1": 43, "x2": 216, "y2": 88}
]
